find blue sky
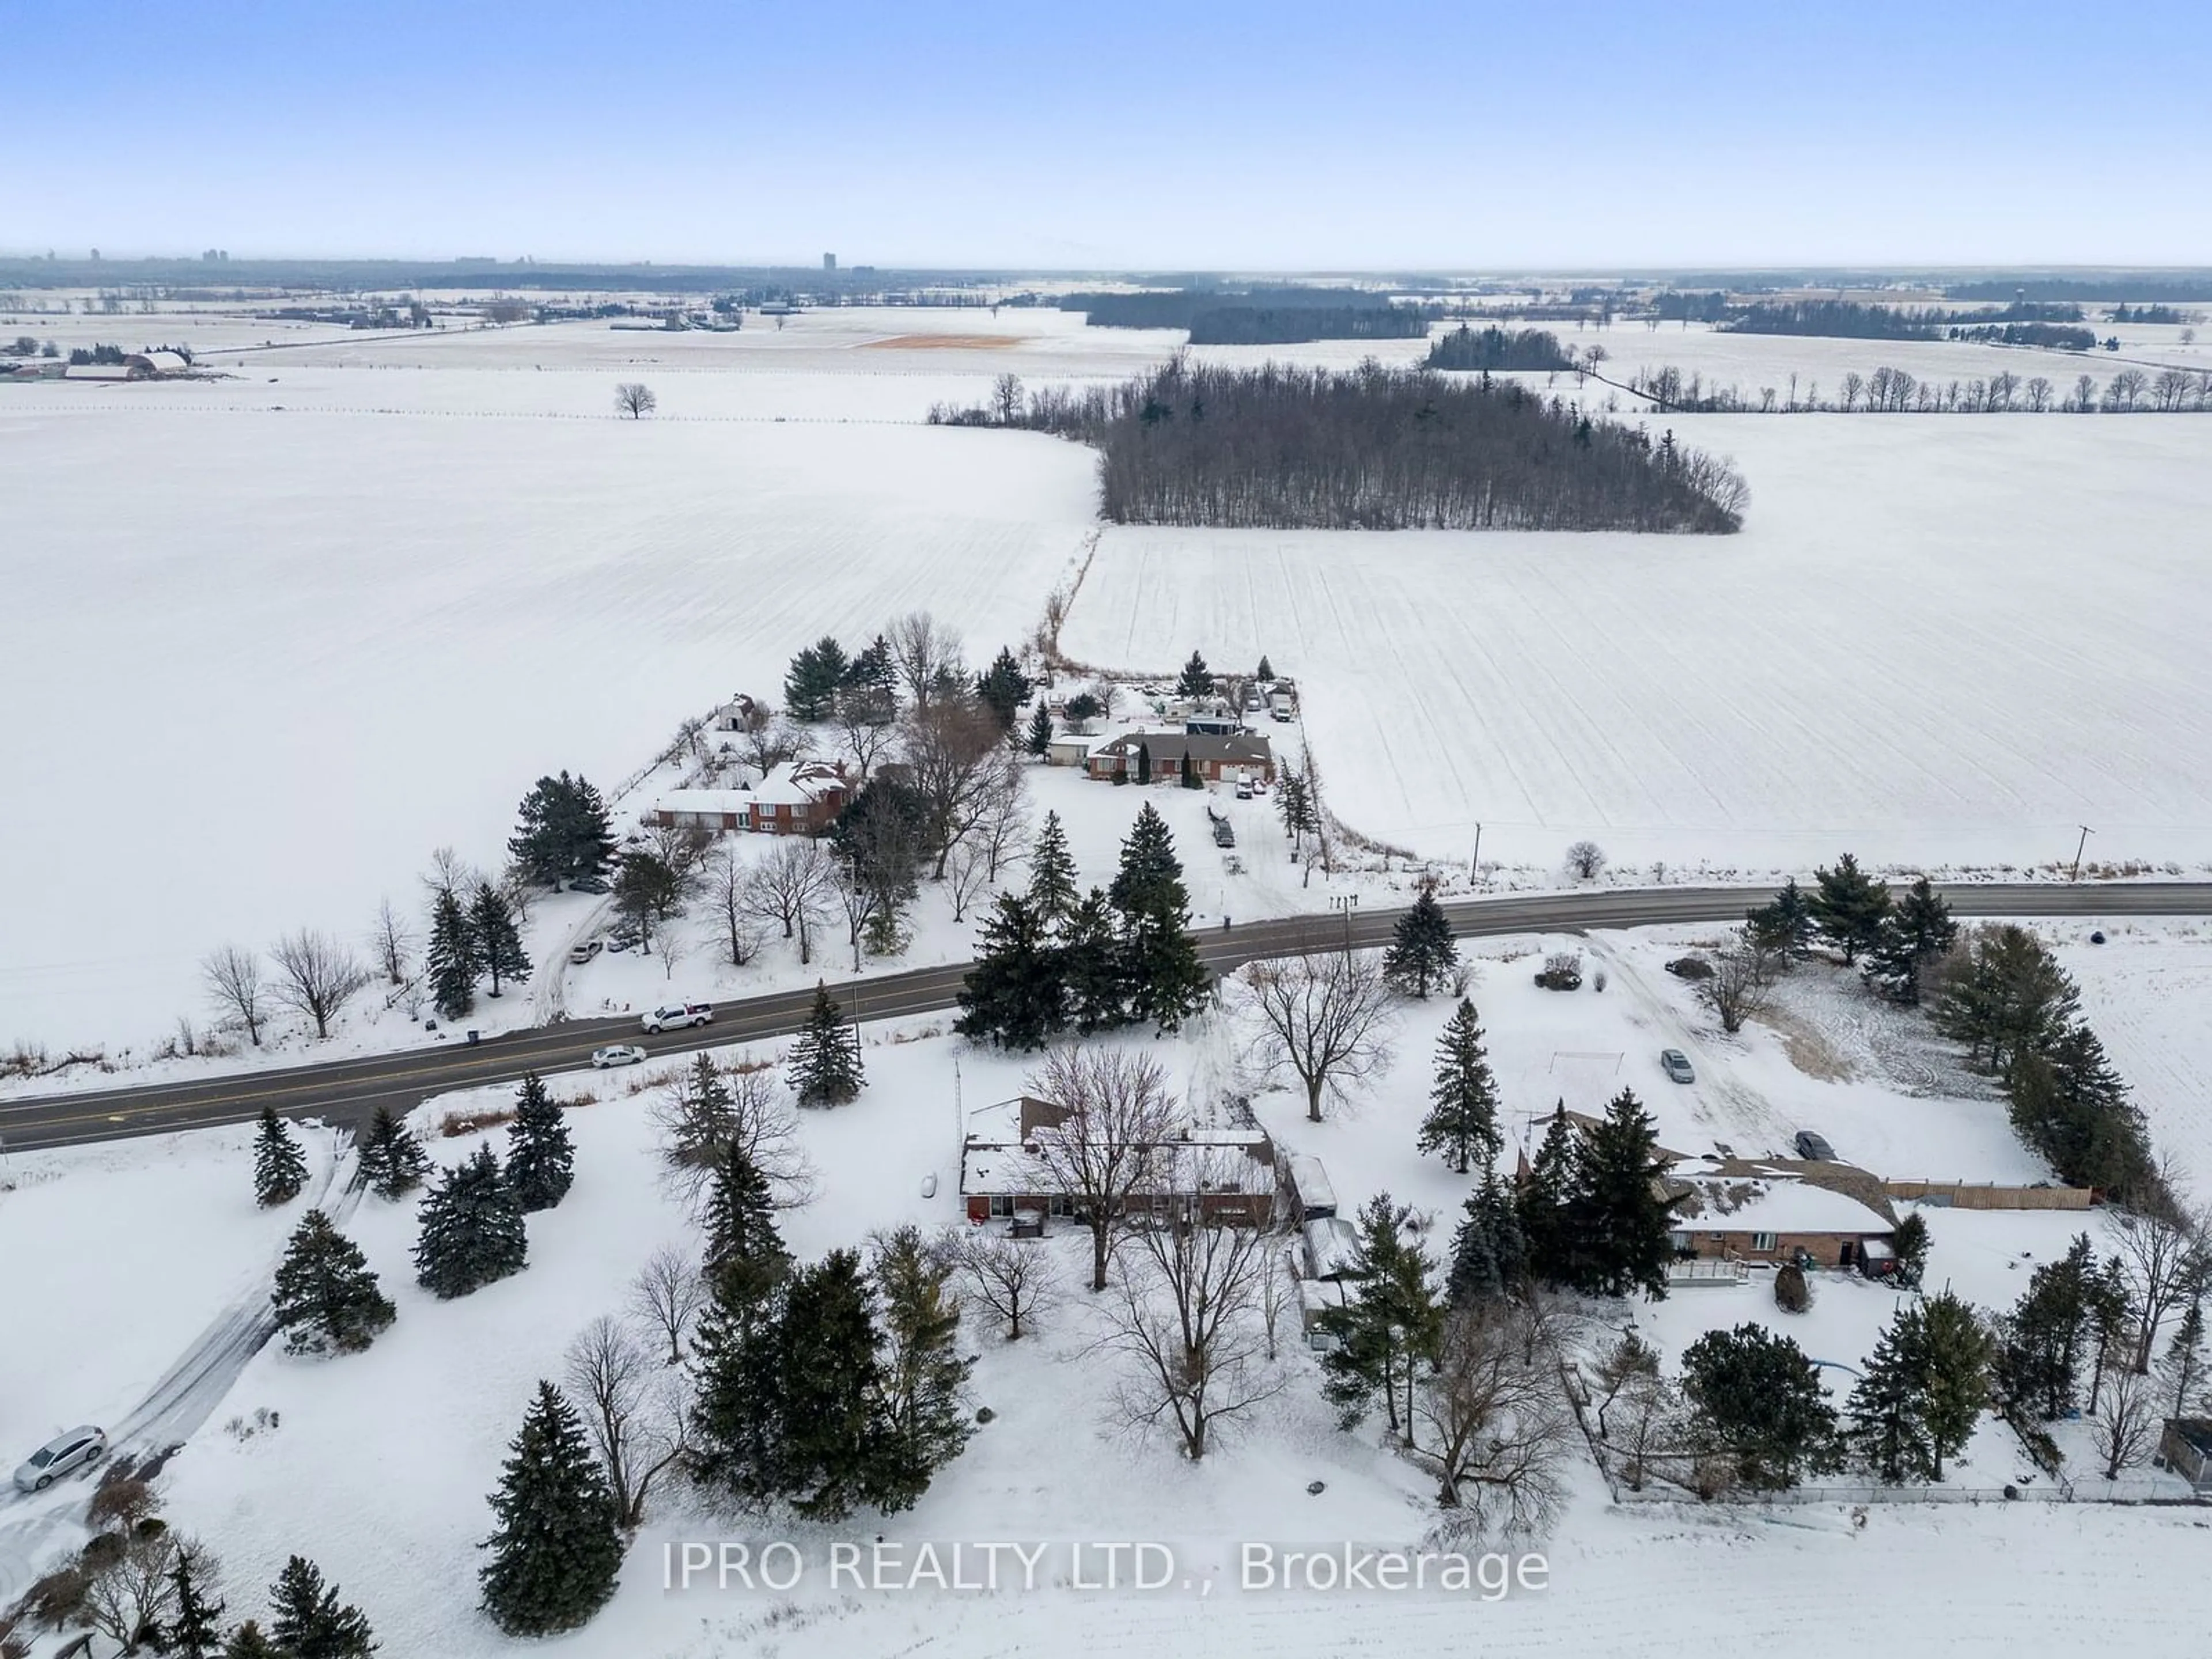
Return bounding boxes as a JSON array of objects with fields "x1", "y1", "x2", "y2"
[{"x1": 12, "y1": 0, "x2": 2209, "y2": 267}]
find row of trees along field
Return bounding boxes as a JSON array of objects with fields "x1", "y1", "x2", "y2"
[
  {"x1": 949, "y1": 357, "x2": 1748, "y2": 533},
  {"x1": 1630, "y1": 361, "x2": 2211, "y2": 414}
]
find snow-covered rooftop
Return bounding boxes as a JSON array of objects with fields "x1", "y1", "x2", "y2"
[{"x1": 1668, "y1": 1170, "x2": 1896, "y2": 1237}]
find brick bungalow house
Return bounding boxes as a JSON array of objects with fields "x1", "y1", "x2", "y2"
[
  {"x1": 958, "y1": 1095, "x2": 1278, "y2": 1228},
  {"x1": 1085, "y1": 731, "x2": 1275, "y2": 786},
  {"x1": 646, "y1": 759, "x2": 850, "y2": 836},
  {"x1": 1661, "y1": 1157, "x2": 1902, "y2": 1270}
]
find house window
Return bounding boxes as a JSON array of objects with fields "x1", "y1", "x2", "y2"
[
  {"x1": 1669, "y1": 1231, "x2": 1691, "y2": 1251},
  {"x1": 1751, "y1": 1231, "x2": 1778, "y2": 1251},
  {"x1": 988, "y1": 1195, "x2": 1014, "y2": 1219}
]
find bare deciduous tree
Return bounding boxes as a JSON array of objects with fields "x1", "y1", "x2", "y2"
[
  {"x1": 1099, "y1": 1194, "x2": 1285, "y2": 1461},
  {"x1": 838, "y1": 684, "x2": 900, "y2": 777},
  {"x1": 1609, "y1": 1368, "x2": 1690, "y2": 1492},
  {"x1": 990, "y1": 372, "x2": 1025, "y2": 424},
  {"x1": 741, "y1": 715, "x2": 810, "y2": 777},
  {"x1": 2090, "y1": 1361, "x2": 2158, "y2": 1482},
  {"x1": 1028, "y1": 1047, "x2": 1181, "y2": 1292},
  {"x1": 940, "y1": 1226, "x2": 1062, "y2": 1341},
  {"x1": 1566, "y1": 840, "x2": 1607, "y2": 880},
  {"x1": 944, "y1": 839, "x2": 993, "y2": 925},
  {"x1": 268, "y1": 929, "x2": 372, "y2": 1039},
  {"x1": 630, "y1": 1245, "x2": 709, "y2": 1366},
  {"x1": 1259, "y1": 1243, "x2": 1298, "y2": 1362},
  {"x1": 2107, "y1": 1192, "x2": 2209, "y2": 1374},
  {"x1": 889, "y1": 611, "x2": 964, "y2": 711},
  {"x1": 82, "y1": 1524, "x2": 204, "y2": 1653},
  {"x1": 421, "y1": 844, "x2": 483, "y2": 905},
  {"x1": 566, "y1": 1314, "x2": 684, "y2": 1527},
  {"x1": 1699, "y1": 927, "x2": 1781, "y2": 1035},
  {"x1": 202, "y1": 943, "x2": 269, "y2": 1046},
  {"x1": 702, "y1": 846, "x2": 766, "y2": 967},
  {"x1": 369, "y1": 898, "x2": 414, "y2": 987},
  {"x1": 975, "y1": 756, "x2": 1031, "y2": 883},
  {"x1": 903, "y1": 695, "x2": 1005, "y2": 877},
  {"x1": 742, "y1": 839, "x2": 834, "y2": 963},
  {"x1": 649, "y1": 1062, "x2": 816, "y2": 1209},
  {"x1": 615, "y1": 381, "x2": 657, "y2": 419},
  {"x1": 1239, "y1": 946, "x2": 1397, "y2": 1122},
  {"x1": 1407, "y1": 1301, "x2": 1573, "y2": 1536}
]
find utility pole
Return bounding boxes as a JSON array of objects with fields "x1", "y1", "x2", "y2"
[
  {"x1": 2070, "y1": 825, "x2": 2093, "y2": 882},
  {"x1": 1469, "y1": 822, "x2": 1483, "y2": 882},
  {"x1": 1329, "y1": 892, "x2": 1359, "y2": 956}
]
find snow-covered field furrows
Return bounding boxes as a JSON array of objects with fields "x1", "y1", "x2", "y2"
[
  {"x1": 1059, "y1": 415, "x2": 2212, "y2": 873},
  {"x1": 0, "y1": 406, "x2": 1096, "y2": 1045}
]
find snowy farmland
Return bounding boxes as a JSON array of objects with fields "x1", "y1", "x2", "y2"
[
  {"x1": 5, "y1": 921, "x2": 2211, "y2": 1656},
  {"x1": 1059, "y1": 412, "x2": 2212, "y2": 875}
]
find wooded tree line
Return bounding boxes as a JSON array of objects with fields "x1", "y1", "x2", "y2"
[
  {"x1": 1719, "y1": 298, "x2": 2084, "y2": 340},
  {"x1": 1628, "y1": 361, "x2": 2211, "y2": 414},
  {"x1": 1058, "y1": 286, "x2": 1419, "y2": 332},
  {"x1": 1423, "y1": 324, "x2": 1574, "y2": 371},
  {"x1": 957, "y1": 356, "x2": 1748, "y2": 533}
]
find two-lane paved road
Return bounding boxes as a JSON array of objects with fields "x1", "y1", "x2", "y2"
[{"x1": 5, "y1": 882, "x2": 2206, "y2": 1153}]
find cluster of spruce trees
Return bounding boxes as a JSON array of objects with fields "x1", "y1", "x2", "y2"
[
  {"x1": 991, "y1": 356, "x2": 1750, "y2": 533},
  {"x1": 164, "y1": 1554, "x2": 379, "y2": 1658},
  {"x1": 1507, "y1": 1093, "x2": 1684, "y2": 1299},
  {"x1": 1932, "y1": 926, "x2": 2159, "y2": 1202},
  {"x1": 423, "y1": 878, "x2": 533, "y2": 1022},
  {"x1": 1745, "y1": 856, "x2": 1959, "y2": 1001},
  {"x1": 688, "y1": 1150, "x2": 973, "y2": 1520},
  {"x1": 955, "y1": 806, "x2": 1211, "y2": 1047}
]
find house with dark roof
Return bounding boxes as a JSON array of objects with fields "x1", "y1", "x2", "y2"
[{"x1": 1085, "y1": 730, "x2": 1274, "y2": 786}]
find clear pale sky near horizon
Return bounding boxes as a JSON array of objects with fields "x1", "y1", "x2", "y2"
[{"x1": 12, "y1": 0, "x2": 2207, "y2": 268}]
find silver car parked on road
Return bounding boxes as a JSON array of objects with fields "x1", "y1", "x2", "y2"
[{"x1": 14, "y1": 1425, "x2": 107, "y2": 1492}]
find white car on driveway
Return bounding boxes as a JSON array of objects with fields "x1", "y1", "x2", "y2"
[
  {"x1": 14, "y1": 1426, "x2": 106, "y2": 1492},
  {"x1": 591, "y1": 1044, "x2": 647, "y2": 1069}
]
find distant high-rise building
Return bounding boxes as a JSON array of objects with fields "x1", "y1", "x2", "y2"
[{"x1": 823, "y1": 252, "x2": 837, "y2": 271}]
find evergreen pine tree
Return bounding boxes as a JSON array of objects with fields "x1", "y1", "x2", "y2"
[
  {"x1": 1176, "y1": 650, "x2": 1214, "y2": 699},
  {"x1": 564, "y1": 776, "x2": 618, "y2": 886},
  {"x1": 689, "y1": 1261, "x2": 790, "y2": 1506},
  {"x1": 1107, "y1": 805, "x2": 1209, "y2": 1031},
  {"x1": 1566, "y1": 1089, "x2": 1683, "y2": 1298},
  {"x1": 414, "y1": 1145, "x2": 528, "y2": 1299},
  {"x1": 1745, "y1": 876, "x2": 1815, "y2": 959},
  {"x1": 975, "y1": 646, "x2": 1033, "y2": 733},
  {"x1": 787, "y1": 984, "x2": 865, "y2": 1106},
  {"x1": 267, "y1": 1556, "x2": 377, "y2": 1659},
  {"x1": 1416, "y1": 998, "x2": 1502, "y2": 1175},
  {"x1": 1134, "y1": 739, "x2": 1152, "y2": 785},
  {"x1": 507, "y1": 771, "x2": 616, "y2": 889},
  {"x1": 1445, "y1": 1188, "x2": 1501, "y2": 1305},
  {"x1": 1517, "y1": 1107, "x2": 1580, "y2": 1288},
  {"x1": 868, "y1": 1226, "x2": 976, "y2": 1511},
  {"x1": 783, "y1": 636, "x2": 851, "y2": 722},
  {"x1": 469, "y1": 883, "x2": 531, "y2": 997},
  {"x1": 2159, "y1": 1298, "x2": 2208, "y2": 1418},
  {"x1": 1995, "y1": 1233, "x2": 2096, "y2": 1419},
  {"x1": 272, "y1": 1208, "x2": 396, "y2": 1356},
  {"x1": 1846, "y1": 1302, "x2": 1938, "y2": 1482},
  {"x1": 1889, "y1": 1209, "x2": 1931, "y2": 1288},
  {"x1": 701, "y1": 1141, "x2": 788, "y2": 1293},
  {"x1": 1274, "y1": 767, "x2": 1315, "y2": 852},
  {"x1": 223, "y1": 1620, "x2": 278, "y2": 1659},
  {"x1": 1918, "y1": 1289, "x2": 1994, "y2": 1478},
  {"x1": 953, "y1": 892, "x2": 1066, "y2": 1050},
  {"x1": 1316, "y1": 1194, "x2": 1442, "y2": 1443},
  {"x1": 253, "y1": 1107, "x2": 308, "y2": 1208},
  {"x1": 479, "y1": 1381, "x2": 625, "y2": 1637},
  {"x1": 356, "y1": 1105, "x2": 430, "y2": 1200},
  {"x1": 1180, "y1": 747, "x2": 1199, "y2": 789},
  {"x1": 1476, "y1": 1170, "x2": 1528, "y2": 1290},
  {"x1": 1060, "y1": 887, "x2": 1129, "y2": 1035},
  {"x1": 425, "y1": 886, "x2": 479, "y2": 1021},
  {"x1": 166, "y1": 1547, "x2": 227, "y2": 1659},
  {"x1": 1681, "y1": 1324, "x2": 1840, "y2": 1490},
  {"x1": 1382, "y1": 878, "x2": 1459, "y2": 998},
  {"x1": 1866, "y1": 876, "x2": 1957, "y2": 1003},
  {"x1": 1256, "y1": 654, "x2": 1275, "y2": 681},
  {"x1": 1809, "y1": 852, "x2": 1892, "y2": 963},
  {"x1": 1024, "y1": 810, "x2": 1079, "y2": 929},
  {"x1": 505, "y1": 1073, "x2": 574, "y2": 1213},
  {"x1": 1024, "y1": 700, "x2": 1054, "y2": 758},
  {"x1": 1931, "y1": 924, "x2": 2081, "y2": 1073},
  {"x1": 775, "y1": 1249, "x2": 893, "y2": 1521}
]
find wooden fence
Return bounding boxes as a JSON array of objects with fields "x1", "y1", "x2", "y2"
[{"x1": 1883, "y1": 1179, "x2": 2094, "y2": 1211}]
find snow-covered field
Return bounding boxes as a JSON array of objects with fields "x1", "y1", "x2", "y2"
[
  {"x1": 1060, "y1": 412, "x2": 2212, "y2": 874},
  {"x1": 5, "y1": 918, "x2": 2210, "y2": 1655}
]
